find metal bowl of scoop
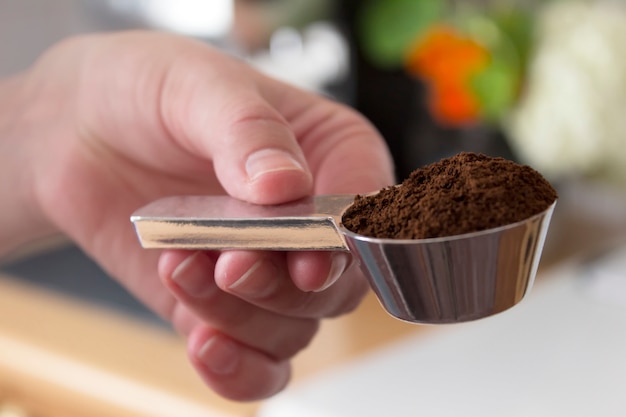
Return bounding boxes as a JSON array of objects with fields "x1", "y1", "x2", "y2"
[
  {"x1": 131, "y1": 195, "x2": 556, "y2": 324},
  {"x1": 339, "y1": 204, "x2": 555, "y2": 323}
]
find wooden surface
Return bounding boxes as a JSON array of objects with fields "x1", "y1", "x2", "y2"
[{"x1": 0, "y1": 274, "x2": 420, "y2": 417}]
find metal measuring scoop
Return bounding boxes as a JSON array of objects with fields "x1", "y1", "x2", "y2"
[{"x1": 130, "y1": 195, "x2": 556, "y2": 324}]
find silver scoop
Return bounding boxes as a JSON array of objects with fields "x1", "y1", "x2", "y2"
[{"x1": 131, "y1": 195, "x2": 556, "y2": 324}]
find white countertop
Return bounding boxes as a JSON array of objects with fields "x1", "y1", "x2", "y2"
[{"x1": 258, "y1": 247, "x2": 626, "y2": 417}]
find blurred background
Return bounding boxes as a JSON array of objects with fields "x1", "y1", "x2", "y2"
[
  {"x1": 1, "y1": 0, "x2": 626, "y2": 416},
  {"x1": 3, "y1": 0, "x2": 626, "y2": 181}
]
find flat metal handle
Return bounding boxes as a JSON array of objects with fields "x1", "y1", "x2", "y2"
[{"x1": 130, "y1": 195, "x2": 356, "y2": 251}]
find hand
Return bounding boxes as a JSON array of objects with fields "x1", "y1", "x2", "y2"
[{"x1": 4, "y1": 31, "x2": 395, "y2": 400}]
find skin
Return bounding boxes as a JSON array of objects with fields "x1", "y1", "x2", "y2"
[{"x1": 0, "y1": 31, "x2": 395, "y2": 401}]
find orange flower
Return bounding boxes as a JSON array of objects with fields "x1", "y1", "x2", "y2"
[
  {"x1": 405, "y1": 25, "x2": 490, "y2": 126},
  {"x1": 428, "y1": 80, "x2": 482, "y2": 126}
]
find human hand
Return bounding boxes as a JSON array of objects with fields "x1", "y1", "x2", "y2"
[{"x1": 7, "y1": 31, "x2": 394, "y2": 400}]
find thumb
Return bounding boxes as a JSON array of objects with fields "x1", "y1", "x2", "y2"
[
  {"x1": 161, "y1": 53, "x2": 313, "y2": 205},
  {"x1": 209, "y1": 97, "x2": 314, "y2": 205}
]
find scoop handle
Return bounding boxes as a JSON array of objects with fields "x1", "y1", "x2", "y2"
[{"x1": 130, "y1": 195, "x2": 356, "y2": 251}]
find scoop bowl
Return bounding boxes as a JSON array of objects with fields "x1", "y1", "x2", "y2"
[{"x1": 339, "y1": 203, "x2": 555, "y2": 323}]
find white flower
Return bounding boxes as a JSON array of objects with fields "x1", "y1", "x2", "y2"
[{"x1": 506, "y1": 0, "x2": 626, "y2": 184}]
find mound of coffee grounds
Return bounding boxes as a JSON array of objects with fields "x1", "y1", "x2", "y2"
[{"x1": 341, "y1": 152, "x2": 557, "y2": 239}]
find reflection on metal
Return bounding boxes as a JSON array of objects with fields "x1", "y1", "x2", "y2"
[
  {"x1": 131, "y1": 195, "x2": 354, "y2": 251},
  {"x1": 342, "y1": 204, "x2": 555, "y2": 324}
]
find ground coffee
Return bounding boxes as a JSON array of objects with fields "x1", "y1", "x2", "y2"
[{"x1": 341, "y1": 152, "x2": 557, "y2": 239}]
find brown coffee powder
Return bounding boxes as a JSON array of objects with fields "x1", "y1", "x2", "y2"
[{"x1": 341, "y1": 152, "x2": 557, "y2": 239}]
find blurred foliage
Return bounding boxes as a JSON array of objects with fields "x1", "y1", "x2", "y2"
[
  {"x1": 357, "y1": 0, "x2": 444, "y2": 69},
  {"x1": 356, "y1": 0, "x2": 536, "y2": 127}
]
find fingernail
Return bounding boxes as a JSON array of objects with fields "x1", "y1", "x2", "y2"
[
  {"x1": 198, "y1": 335, "x2": 239, "y2": 375},
  {"x1": 245, "y1": 148, "x2": 305, "y2": 181},
  {"x1": 228, "y1": 258, "x2": 280, "y2": 299},
  {"x1": 315, "y1": 253, "x2": 351, "y2": 292},
  {"x1": 171, "y1": 252, "x2": 214, "y2": 298}
]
